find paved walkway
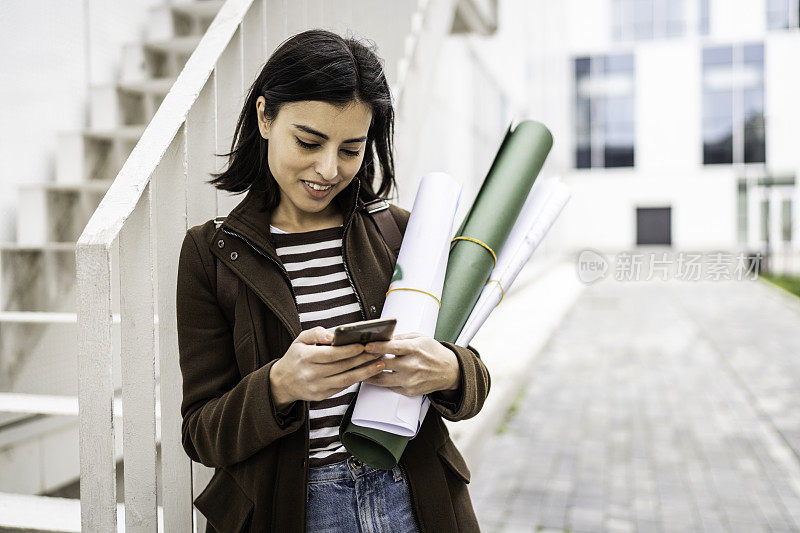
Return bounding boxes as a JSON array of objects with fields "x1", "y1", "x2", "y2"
[{"x1": 469, "y1": 277, "x2": 800, "y2": 532}]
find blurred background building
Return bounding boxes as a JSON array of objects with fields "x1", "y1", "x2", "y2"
[{"x1": 530, "y1": 0, "x2": 800, "y2": 274}]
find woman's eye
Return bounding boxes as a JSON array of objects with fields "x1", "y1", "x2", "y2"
[
  {"x1": 295, "y1": 138, "x2": 318, "y2": 149},
  {"x1": 295, "y1": 137, "x2": 360, "y2": 157}
]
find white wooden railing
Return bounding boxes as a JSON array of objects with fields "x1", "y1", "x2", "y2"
[
  {"x1": 75, "y1": 0, "x2": 469, "y2": 531},
  {"x1": 76, "y1": 1, "x2": 268, "y2": 528}
]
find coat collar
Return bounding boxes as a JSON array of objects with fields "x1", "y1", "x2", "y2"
[
  {"x1": 209, "y1": 178, "x2": 366, "y2": 338},
  {"x1": 217, "y1": 177, "x2": 364, "y2": 260}
]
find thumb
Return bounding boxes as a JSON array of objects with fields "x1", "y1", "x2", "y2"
[{"x1": 295, "y1": 326, "x2": 333, "y2": 345}]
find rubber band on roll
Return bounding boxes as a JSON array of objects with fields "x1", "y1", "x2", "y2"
[
  {"x1": 385, "y1": 287, "x2": 441, "y2": 308},
  {"x1": 451, "y1": 236, "x2": 497, "y2": 268},
  {"x1": 485, "y1": 279, "x2": 505, "y2": 306}
]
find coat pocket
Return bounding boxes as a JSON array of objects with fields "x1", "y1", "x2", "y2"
[
  {"x1": 194, "y1": 468, "x2": 254, "y2": 533},
  {"x1": 436, "y1": 438, "x2": 471, "y2": 484}
]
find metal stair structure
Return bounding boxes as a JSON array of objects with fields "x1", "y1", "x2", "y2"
[{"x1": 0, "y1": 0, "x2": 497, "y2": 530}]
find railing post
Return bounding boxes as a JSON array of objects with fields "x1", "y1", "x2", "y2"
[
  {"x1": 215, "y1": 27, "x2": 245, "y2": 217},
  {"x1": 185, "y1": 74, "x2": 221, "y2": 533},
  {"x1": 242, "y1": 0, "x2": 267, "y2": 84},
  {"x1": 77, "y1": 242, "x2": 117, "y2": 531},
  {"x1": 120, "y1": 182, "x2": 158, "y2": 532},
  {"x1": 155, "y1": 127, "x2": 193, "y2": 533}
]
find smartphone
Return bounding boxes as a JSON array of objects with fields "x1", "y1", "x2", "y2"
[{"x1": 331, "y1": 318, "x2": 397, "y2": 346}]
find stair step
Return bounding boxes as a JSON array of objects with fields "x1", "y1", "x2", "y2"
[
  {"x1": 56, "y1": 126, "x2": 141, "y2": 184},
  {"x1": 83, "y1": 125, "x2": 146, "y2": 143},
  {"x1": 0, "y1": 312, "x2": 82, "y2": 324},
  {"x1": 170, "y1": 0, "x2": 225, "y2": 20},
  {"x1": 117, "y1": 77, "x2": 176, "y2": 96},
  {"x1": 144, "y1": 35, "x2": 202, "y2": 56},
  {"x1": 1, "y1": 244, "x2": 76, "y2": 313},
  {"x1": 0, "y1": 393, "x2": 142, "y2": 419},
  {"x1": 146, "y1": 0, "x2": 224, "y2": 41},
  {"x1": 0, "y1": 319, "x2": 85, "y2": 403},
  {"x1": 89, "y1": 77, "x2": 177, "y2": 131},
  {"x1": 18, "y1": 181, "x2": 113, "y2": 193},
  {"x1": 88, "y1": 79, "x2": 175, "y2": 130},
  {"x1": 17, "y1": 182, "x2": 112, "y2": 244},
  {"x1": 0, "y1": 492, "x2": 163, "y2": 532},
  {"x1": 0, "y1": 243, "x2": 75, "y2": 252}
]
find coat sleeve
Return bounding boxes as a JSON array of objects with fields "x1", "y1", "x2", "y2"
[
  {"x1": 428, "y1": 342, "x2": 490, "y2": 421},
  {"x1": 176, "y1": 229, "x2": 305, "y2": 468}
]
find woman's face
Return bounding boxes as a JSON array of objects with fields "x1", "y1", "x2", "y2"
[{"x1": 257, "y1": 98, "x2": 372, "y2": 219}]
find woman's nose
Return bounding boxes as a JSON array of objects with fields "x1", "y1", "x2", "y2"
[{"x1": 314, "y1": 149, "x2": 338, "y2": 181}]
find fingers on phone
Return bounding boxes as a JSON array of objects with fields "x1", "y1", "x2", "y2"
[
  {"x1": 329, "y1": 353, "x2": 381, "y2": 375},
  {"x1": 297, "y1": 326, "x2": 332, "y2": 345},
  {"x1": 318, "y1": 343, "x2": 366, "y2": 363}
]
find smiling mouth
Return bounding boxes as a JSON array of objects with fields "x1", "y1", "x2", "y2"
[{"x1": 301, "y1": 180, "x2": 335, "y2": 191}]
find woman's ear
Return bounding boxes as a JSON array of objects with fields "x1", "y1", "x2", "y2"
[{"x1": 256, "y1": 96, "x2": 270, "y2": 140}]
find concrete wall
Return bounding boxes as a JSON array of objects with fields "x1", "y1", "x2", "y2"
[{"x1": 0, "y1": 0, "x2": 164, "y2": 243}]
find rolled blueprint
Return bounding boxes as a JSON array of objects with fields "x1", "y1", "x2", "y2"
[
  {"x1": 340, "y1": 172, "x2": 462, "y2": 469},
  {"x1": 435, "y1": 120, "x2": 554, "y2": 343},
  {"x1": 455, "y1": 177, "x2": 571, "y2": 347}
]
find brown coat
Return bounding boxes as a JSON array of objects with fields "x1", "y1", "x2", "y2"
[{"x1": 176, "y1": 178, "x2": 491, "y2": 532}]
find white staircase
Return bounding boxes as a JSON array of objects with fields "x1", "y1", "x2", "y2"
[
  {"x1": 0, "y1": 0, "x2": 497, "y2": 530},
  {"x1": 0, "y1": 0, "x2": 225, "y2": 523}
]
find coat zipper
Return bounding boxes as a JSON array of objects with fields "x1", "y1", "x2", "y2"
[
  {"x1": 221, "y1": 184, "x2": 368, "y2": 531},
  {"x1": 398, "y1": 460, "x2": 423, "y2": 532},
  {"x1": 220, "y1": 224, "x2": 311, "y2": 531},
  {"x1": 341, "y1": 181, "x2": 367, "y2": 321}
]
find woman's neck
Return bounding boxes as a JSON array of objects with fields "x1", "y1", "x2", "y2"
[{"x1": 270, "y1": 199, "x2": 343, "y2": 233}]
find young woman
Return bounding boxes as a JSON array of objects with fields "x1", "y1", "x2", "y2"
[{"x1": 176, "y1": 29, "x2": 490, "y2": 532}]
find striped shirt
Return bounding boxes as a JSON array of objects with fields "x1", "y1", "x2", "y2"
[{"x1": 270, "y1": 224, "x2": 363, "y2": 467}]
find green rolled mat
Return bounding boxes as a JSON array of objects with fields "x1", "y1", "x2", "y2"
[
  {"x1": 339, "y1": 395, "x2": 407, "y2": 470},
  {"x1": 434, "y1": 120, "x2": 553, "y2": 343}
]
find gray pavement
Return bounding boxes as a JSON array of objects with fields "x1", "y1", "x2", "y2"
[{"x1": 469, "y1": 277, "x2": 800, "y2": 533}]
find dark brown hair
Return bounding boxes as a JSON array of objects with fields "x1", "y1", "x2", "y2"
[{"x1": 207, "y1": 29, "x2": 396, "y2": 210}]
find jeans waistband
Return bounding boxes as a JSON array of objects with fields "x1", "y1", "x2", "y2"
[{"x1": 308, "y1": 456, "x2": 399, "y2": 483}]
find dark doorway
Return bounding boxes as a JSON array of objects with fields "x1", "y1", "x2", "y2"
[{"x1": 636, "y1": 207, "x2": 672, "y2": 245}]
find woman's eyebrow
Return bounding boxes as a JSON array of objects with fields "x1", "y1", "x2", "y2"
[{"x1": 293, "y1": 123, "x2": 367, "y2": 143}]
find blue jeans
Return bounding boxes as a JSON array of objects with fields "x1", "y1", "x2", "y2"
[{"x1": 306, "y1": 455, "x2": 419, "y2": 532}]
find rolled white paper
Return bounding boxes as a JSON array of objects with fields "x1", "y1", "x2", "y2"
[
  {"x1": 351, "y1": 172, "x2": 462, "y2": 437},
  {"x1": 455, "y1": 177, "x2": 571, "y2": 347}
]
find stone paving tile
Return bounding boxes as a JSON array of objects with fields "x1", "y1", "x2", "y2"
[{"x1": 469, "y1": 278, "x2": 800, "y2": 532}]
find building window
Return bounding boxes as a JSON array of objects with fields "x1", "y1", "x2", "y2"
[
  {"x1": 782, "y1": 198, "x2": 793, "y2": 242},
  {"x1": 574, "y1": 54, "x2": 635, "y2": 169},
  {"x1": 760, "y1": 198, "x2": 770, "y2": 242},
  {"x1": 737, "y1": 181, "x2": 748, "y2": 244},
  {"x1": 612, "y1": 0, "x2": 691, "y2": 41},
  {"x1": 702, "y1": 43, "x2": 765, "y2": 165},
  {"x1": 767, "y1": 0, "x2": 800, "y2": 29}
]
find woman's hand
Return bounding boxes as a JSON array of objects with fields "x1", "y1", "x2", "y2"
[
  {"x1": 361, "y1": 332, "x2": 460, "y2": 397},
  {"x1": 269, "y1": 326, "x2": 387, "y2": 409}
]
